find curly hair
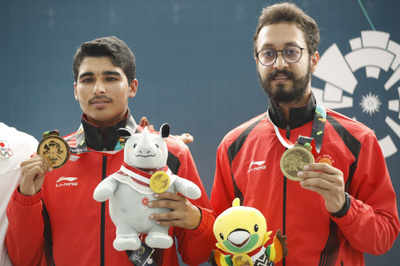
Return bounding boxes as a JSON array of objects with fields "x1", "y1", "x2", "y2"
[{"x1": 253, "y1": 2, "x2": 320, "y2": 56}]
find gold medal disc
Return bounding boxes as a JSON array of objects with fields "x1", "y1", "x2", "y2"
[
  {"x1": 149, "y1": 171, "x2": 170, "y2": 193},
  {"x1": 232, "y1": 254, "x2": 253, "y2": 266},
  {"x1": 37, "y1": 131, "x2": 70, "y2": 169},
  {"x1": 280, "y1": 145, "x2": 314, "y2": 181}
]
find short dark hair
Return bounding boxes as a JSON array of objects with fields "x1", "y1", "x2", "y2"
[
  {"x1": 253, "y1": 2, "x2": 320, "y2": 56},
  {"x1": 73, "y1": 36, "x2": 136, "y2": 83}
]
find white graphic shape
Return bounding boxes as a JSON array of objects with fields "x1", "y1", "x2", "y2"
[
  {"x1": 386, "y1": 117, "x2": 400, "y2": 139},
  {"x1": 385, "y1": 66, "x2": 400, "y2": 90},
  {"x1": 323, "y1": 83, "x2": 343, "y2": 102},
  {"x1": 313, "y1": 44, "x2": 357, "y2": 95},
  {"x1": 388, "y1": 41, "x2": 400, "y2": 70},
  {"x1": 388, "y1": 100, "x2": 399, "y2": 112},
  {"x1": 350, "y1": 37, "x2": 362, "y2": 50},
  {"x1": 360, "y1": 93, "x2": 381, "y2": 116},
  {"x1": 312, "y1": 88, "x2": 353, "y2": 109},
  {"x1": 361, "y1": 31, "x2": 390, "y2": 49},
  {"x1": 345, "y1": 48, "x2": 394, "y2": 72},
  {"x1": 366, "y1": 67, "x2": 380, "y2": 79},
  {"x1": 379, "y1": 136, "x2": 397, "y2": 158}
]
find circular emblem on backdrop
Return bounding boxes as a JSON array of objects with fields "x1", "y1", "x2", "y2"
[
  {"x1": 280, "y1": 145, "x2": 315, "y2": 181},
  {"x1": 313, "y1": 30, "x2": 400, "y2": 158},
  {"x1": 149, "y1": 171, "x2": 170, "y2": 193},
  {"x1": 37, "y1": 130, "x2": 70, "y2": 168}
]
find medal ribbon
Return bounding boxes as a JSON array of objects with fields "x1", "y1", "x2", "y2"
[{"x1": 268, "y1": 104, "x2": 327, "y2": 153}]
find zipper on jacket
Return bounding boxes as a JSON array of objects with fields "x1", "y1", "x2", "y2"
[
  {"x1": 282, "y1": 125, "x2": 290, "y2": 266},
  {"x1": 101, "y1": 155, "x2": 107, "y2": 266}
]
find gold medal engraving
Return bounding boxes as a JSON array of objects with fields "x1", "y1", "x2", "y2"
[
  {"x1": 37, "y1": 130, "x2": 70, "y2": 168},
  {"x1": 149, "y1": 171, "x2": 170, "y2": 193},
  {"x1": 280, "y1": 144, "x2": 314, "y2": 181},
  {"x1": 232, "y1": 254, "x2": 253, "y2": 266}
]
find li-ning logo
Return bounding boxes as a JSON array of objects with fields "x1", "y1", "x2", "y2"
[
  {"x1": 313, "y1": 30, "x2": 400, "y2": 158},
  {"x1": 248, "y1": 160, "x2": 266, "y2": 173},
  {"x1": 56, "y1": 177, "x2": 79, "y2": 188}
]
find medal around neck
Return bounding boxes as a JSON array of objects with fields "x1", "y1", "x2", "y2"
[
  {"x1": 37, "y1": 130, "x2": 70, "y2": 168},
  {"x1": 232, "y1": 254, "x2": 253, "y2": 266},
  {"x1": 280, "y1": 140, "x2": 314, "y2": 181}
]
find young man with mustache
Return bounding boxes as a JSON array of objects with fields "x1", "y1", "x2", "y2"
[
  {"x1": 210, "y1": 3, "x2": 399, "y2": 265},
  {"x1": 6, "y1": 36, "x2": 214, "y2": 266}
]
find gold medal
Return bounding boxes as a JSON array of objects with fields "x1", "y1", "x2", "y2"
[
  {"x1": 280, "y1": 143, "x2": 314, "y2": 181},
  {"x1": 232, "y1": 254, "x2": 253, "y2": 266},
  {"x1": 149, "y1": 171, "x2": 170, "y2": 193},
  {"x1": 37, "y1": 130, "x2": 70, "y2": 168}
]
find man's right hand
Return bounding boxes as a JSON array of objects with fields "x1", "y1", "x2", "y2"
[{"x1": 19, "y1": 155, "x2": 52, "y2": 196}]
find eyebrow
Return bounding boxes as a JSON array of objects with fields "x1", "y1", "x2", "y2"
[
  {"x1": 78, "y1": 72, "x2": 94, "y2": 80},
  {"x1": 103, "y1": 71, "x2": 121, "y2": 76},
  {"x1": 258, "y1": 42, "x2": 301, "y2": 51},
  {"x1": 78, "y1": 71, "x2": 121, "y2": 80}
]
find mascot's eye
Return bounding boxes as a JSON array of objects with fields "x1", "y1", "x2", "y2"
[
  {"x1": 219, "y1": 233, "x2": 224, "y2": 240},
  {"x1": 133, "y1": 144, "x2": 137, "y2": 148},
  {"x1": 155, "y1": 144, "x2": 159, "y2": 148},
  {"x1": 254, "y1": 224, "x2": 259, "y2": 232}
]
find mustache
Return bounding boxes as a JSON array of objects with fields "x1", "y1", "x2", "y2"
[
  {"x1": 267, "y1": 69, "x2": 295, "y2": 81},
  {"x1": 88, "y1": 96, "x2": 113, "y2": 104}
]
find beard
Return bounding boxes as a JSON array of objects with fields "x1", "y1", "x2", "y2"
[{"x1": 258, "y1": 64, "x2": 311, "y2": 104}]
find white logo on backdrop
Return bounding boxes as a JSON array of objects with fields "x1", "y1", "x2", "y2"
[{"x1": 312, "y1": 30, "x2": 400, "y2": 158}]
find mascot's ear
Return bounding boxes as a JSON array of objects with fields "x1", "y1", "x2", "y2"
[
  {"x1": 160, "y1": 123, "x2": 170, "y2": 138},
  {"x1": 118, "y1": 127, "x2": 135, "y2": 137}
]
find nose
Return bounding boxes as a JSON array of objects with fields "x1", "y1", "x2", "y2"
[
  {"x1": 93, "y1": 81, "x2": 106, "y2": 95},
  {"x1": 273, "y1": 52, "x2": 288, "y2": 70}
]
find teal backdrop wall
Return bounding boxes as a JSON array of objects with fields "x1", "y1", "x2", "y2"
[{"x1": 1, "y1": 0, "x2": 399, "y2": 265}]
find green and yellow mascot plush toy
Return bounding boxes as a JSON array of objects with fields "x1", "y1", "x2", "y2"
[{"x1": 211, "y1": 198, "x2": 287, "y2": 266}]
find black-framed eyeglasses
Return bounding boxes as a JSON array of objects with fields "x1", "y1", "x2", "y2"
[{"x1": 256, "y1": 45, "x2": 304, "y2": 66}]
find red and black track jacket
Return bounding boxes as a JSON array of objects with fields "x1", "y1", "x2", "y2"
[
  {"x1": 6, "y1": 115, "x2": 215, "y2": 266},
  {"x1": 211, "y1": 96, "x2": 400, "y2": 266}
]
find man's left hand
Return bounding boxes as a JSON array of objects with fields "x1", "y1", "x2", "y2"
[
  {"x1": 148, "y1": 192, "x2": 201, "y2": 230},
  {"x1": 298, "y1": 163, "x2": 345, "y2": 213}
]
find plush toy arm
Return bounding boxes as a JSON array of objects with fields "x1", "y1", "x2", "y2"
[
  {"x1": 173, "y1": 176, "x2": 201, "y2": 200},
  {"x1": 268, "y1": 229, "x2": 288, "y2": 263},
  {"x1": 93, "y1": 176, "x2": 119, "y2": 202}
]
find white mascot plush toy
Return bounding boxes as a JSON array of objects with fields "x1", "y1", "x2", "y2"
[{"x1": 93, "y1": 123, "x2": 201, "y2": 251}]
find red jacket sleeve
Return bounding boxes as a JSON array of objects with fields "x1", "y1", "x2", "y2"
[
  {"x1": 171, "y1": 143, "x2": 216, "y2": 265},
  {"x1": 210, "y1": 141, "x2": 236, "y2": 216},
  {"x1": 6, "y1": 188, "x2": 46, "y2": 266},
  {"x1": 332, "y1": 131, "x2": 400, "y2": 255}
]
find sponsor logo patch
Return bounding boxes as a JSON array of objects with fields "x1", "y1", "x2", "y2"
[
  {"x1": 56, "y1": 177, "x2": 79, "y2": 188},
  {"x1": 248, "y1": 160, "x2": 267, "y2": 173}
]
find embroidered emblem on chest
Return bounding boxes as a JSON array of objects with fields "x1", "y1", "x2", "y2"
[{"x1": 316, "y1": 154, "x2": 335, "y2": 166}]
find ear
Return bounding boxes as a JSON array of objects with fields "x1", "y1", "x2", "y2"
[
  {"x1": 118, "y1": 127, "x2": 135, "y2": 137},
  {"x1": 73, "y1": 82, "x2": 78, "y2": 101},
  {"x1": 160, "y1": 123, "x2": 170, "y2": 138},
  {"x1": 128, "y1": 79, "x2": 138, "y2": 98},
  {"x1": 310, "y1": 51, "x2": 320, "y2": 73}
]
